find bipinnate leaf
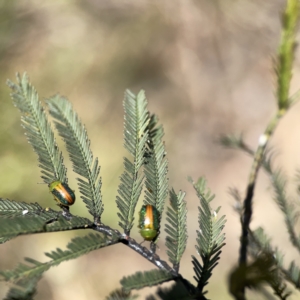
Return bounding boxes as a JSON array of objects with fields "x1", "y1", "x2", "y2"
[
  {"x1": 0, "y1": 199, "x2": 54, "y2": 219},
  {"x1": 188, "y1": 177, "x2": 226, "y2": 293},
  {"x1": 0, "y1": 215, "x2": 92, "y2": 237},
  {"x1": 0, "y1": 217, "x2": 47, "y2": 237},
  {"x1": 47, "y1": 96, "x2": 103, "y2": 221},
  {"x1": 0, "y1": 234, "x2": 112, "y2": 283},
  {"x1": 7, "y1": 73, "x2": 67, "y2": 184},
  {"x1": 116, "y1": 90, "x2": 149, "y2": 234},
  {"x1": 165, "y1": 189, "x2": 188, "y2": 270},
  {"x1": 143, "y1": 114, "x2": 168, "y2": 215},
  {"x1": 120, "y1": 269, "x2": 173, "y2": 292}
]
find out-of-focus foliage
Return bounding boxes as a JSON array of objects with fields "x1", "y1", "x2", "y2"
[{"x1": 1, "y1": 1, "x2": 300, "y2": 299}]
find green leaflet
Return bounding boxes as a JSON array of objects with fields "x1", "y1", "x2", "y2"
[
  {"x1": 120, "y1": 269, "x2": 173, "y2": 292},
  {"x1": 116, "y1": 90, "x2": 149, "y2": 234},
  {"x1": 143, "y1": 114, "x2": 168, "y2": 215},
  {"x1": 47, "y1": 96, "x2": 103, "y2": 221},
  {"x1": 0, "y1": 234, "x2": 112, "y2": 283},
  {"x1": 0, "y1": 215, "x2": 92, "y2": 237},
  {"x1": 189, "y1": 177, "x2": 226, "y2": 293},
  {"x1": 7, "y1": 73, "x2": 67, "y2": 184},
  {"x1": 165, "y1": 189, "x2": 188, "y2": 270},
  {"x1": 0, "y1": 199, "x2": 48, "y2": 218}
]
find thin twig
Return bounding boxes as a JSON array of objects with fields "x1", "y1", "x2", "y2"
[{"x1": 239, "y1": 109, "x2": 286, "y2": 267}]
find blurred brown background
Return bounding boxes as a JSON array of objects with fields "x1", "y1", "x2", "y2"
[{"x1": 1, "y1": 1, "x2": 300, "y2": 299}]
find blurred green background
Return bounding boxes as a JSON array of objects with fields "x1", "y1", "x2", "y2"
[{"x1": 1, "y1": 1, "x2": 300, "y2": 299}]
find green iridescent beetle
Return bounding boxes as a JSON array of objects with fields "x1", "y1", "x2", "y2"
[
  {"x1": 138, "y1": 204, "x2": 160, "y2": 241},
  {"x1": 48, "y1": 180, "x2": 76, "y2": 206}
]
